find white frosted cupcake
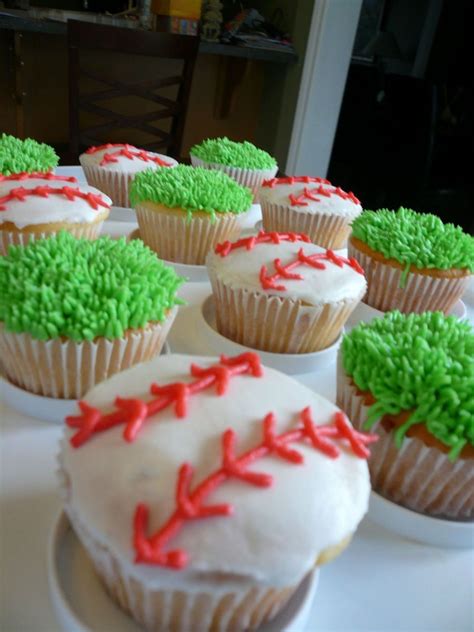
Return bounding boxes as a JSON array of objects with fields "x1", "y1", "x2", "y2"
[
  {"x1": 80, "y1": 143, "x2": 178, "y2": 207},
  {"x1": 207, "y1": 231, "x2": 367, "y2": 353},
  {"x1": 260, "y1": 176, "x2": 362, "y2": 249},
  {"x1": 0, "y1": 171, "x2": 111, "y2": 255},
  {"x1": 190, "y1": 137, "x2": 278, "y2": 199},
  {"x1": 59, "y1": 352, "x2": 375, "y2": 631}
]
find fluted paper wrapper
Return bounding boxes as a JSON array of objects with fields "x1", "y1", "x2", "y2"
[
  {"x1": 0, "y1": 308, "x2": 177, "y2": 399},
  {"x1": 190, "y1": 155, "x2": 278, "y2": 201},
  {"x1": 81, "y1": 162, "x2": 133, "y2": 208},
  {"x1": 209, "y1": 276, "x2": 363, "y2": 353},
  {"x1": 0, "y1": 220, "x2": 104, "y2": 256},
  {"x1": 336, "y1": 360, "x2": 474, "y2": 520},
  {"x1": 135, "y1": 205, "x2": 242, "y2": 265},
  {"x1": 261, "y1": 200, "x2": 355, "y2": 250},
  {"x1": 348, "y1": 240, "x2": 470, "y2": 314}
]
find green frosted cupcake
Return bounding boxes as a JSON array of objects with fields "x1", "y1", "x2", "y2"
[
  {"x1": 0, "y1": 133, "x2": 59, "y2": 175},
  {"x1": 0, "y1": 232, "x2": 184, "y2": 398},
  {"x1": 130, "y1": 164, "x2": 253, "y2": 265},
  {"x1": 190, "y1": 137, "x2": 278, "y2": 199}
]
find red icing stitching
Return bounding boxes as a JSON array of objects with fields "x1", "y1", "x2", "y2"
[
  {"x1": 0, "y1": 185, "x2": 110, "y2": 211},
  {"x1": 133, "y1": 406, "x2": 378, "y2": 568},
  {"x1": 84, "y1": 143, "x2": 172, "y2": 167},
  {"x1": 66, "y1": 353, "x2": 263, "y2": 448},
  {"x1": 0, "y1": 172, "x2": 77, "y2": 184},
  {"x1": 85, "y1": 143, "x2": 127, "y2": 154},
  {"x1": 262, "y1": 176, "x2": 331, "y2": 188},
  {"x1": 261, "y1": 176, "x2": 360, "y2": 206},
  {"x1": 215, "y1": 230, "x2": 311, "y2": 257}
]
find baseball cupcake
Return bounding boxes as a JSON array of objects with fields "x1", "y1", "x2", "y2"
[
  {"x1": 130, "y1": 165, "x2": 253, "y2": 265},
  {"x1": 0, "y1": 232, "x2": 183, "y2": 398},
  {"x1": 348, "y1": 207, "x2": 474, "y2": 314},
  {"x1": 190, "y1": 137, "x2": 278, "y2": 198},
  {"x1": 0, "y1": 171, "x2": 111, "y2": 255},
  {"x1": 337, "y1": 311, "x2": 474, "y2": 520},
  {"x1": 0, "y1": 133, "x2": 58, "y2": 176},
  {"x1": 59, "y1": 351, "x2": 376, "y2": 631},
  {"x1": 80, "y1": 143, "x2": 178, "y2": 208},
  {"x1": 260, "y1": 176, "x2": 362, "y2": 249},
  {"x1": 207, "y1": 231, "x2": 367, "y2": 353}
]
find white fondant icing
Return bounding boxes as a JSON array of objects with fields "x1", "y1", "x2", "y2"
[
  {"x1": 79, "y1": 145, "x2": 178, "y2": 173},
  {"x1": 259, "y1": 181, "x2": 362, "y2": 218},
  {"x1": 0, "y1": 178, "x2": 111, "y2": 228},
  {"x1": 207, "y1": 240, "x2": 367, "y2": 304},
  {"x1": 60, "y1": 354, "x2": 370, "y2": 589}
]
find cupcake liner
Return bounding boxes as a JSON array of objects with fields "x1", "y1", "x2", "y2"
[
  {"x1": 0, "y1": 307, "x2": 177, "y2": 399},
  {"x1": 0, "y1": 220, "x2": 104, "y2": 256},
  {"x1": 260, "y1": 200, "x2": 354, "y2": 249},
  {"x1": 208, "y1": 275, "x2": 363, "y2": 353},
  {"x1": 348, "y1": 239, "x2": 470, "y2": 314},
  {"x1": 336, "y1": 360, "x2": 474, "y2": 520},
  {"x1": 190, "y1": 155, "x2": 278, "y2": 201},
  {"x1": 80, "y1": 162, "x2": 132, "y2": 208},
  {"x1": 135, "y1": 204, "x2": 243, "y2": 265}
]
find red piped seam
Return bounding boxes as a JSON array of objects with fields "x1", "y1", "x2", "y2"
[
  {"x1": 262, "y1": 176, "x2": 331, "y2": 188},
  {"x1": 66, "y1": 353, "x2": 263, "y2": 448},
  {"x1": 215, "y1": 230, "x2": 311, "y2": 257},
  {"x1": 289, "y1": 185, "x2": 360, "y2": 207},
  {"x1": 260, "y1": 247, "x2": 365, "y2": 290},
  {"x1": 100, "y1": 148, "x2": 173, "y2": 167},
  {"x1": 0, "y1": 185, "x2": 110, "y2": 211},
  {"x1": 0, "y1": 172, "x2": 77, "y2": 184},
  {"x1": 85, "y1": 143, "x2": 132, "y2": 154},
  {"x1": 133, "y1": 407, "x2": 378, "y2": 568}
]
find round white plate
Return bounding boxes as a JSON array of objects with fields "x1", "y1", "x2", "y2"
[
  {"x1": 0, "y1": 343, "x2": 170, "y2": 424},
  {"x1": 48, "y1": 511, "x2": 319, "y2": 632},
  {"x1": 199, "y1": 295, "x2": 341, "y2": 375},
  {"x1": 368, "y1": 491, "x2": 474, "y2": 549}
]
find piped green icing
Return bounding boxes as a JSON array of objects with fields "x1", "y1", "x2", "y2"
[
  {"x1": 129, "y1": 165, "x2": 253, "y2": 220},
  {"x1": 351, "y1": 208, "x2": 474, "y2": 274},
  {"x1": 342, "y1": 311, "x2": 474, "y2": 460},
  {"x1": 0, "y1": 232, "x2": 184, "y2": 342},
  {"x1": 0, "y1": 133, "x2": 59, "y2": 176},
  {"x1": 190, "y1": 137, "x2": 277, "y2": 170}
]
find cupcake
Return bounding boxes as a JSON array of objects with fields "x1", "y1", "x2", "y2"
[
  {"x1": 337, "y1": 310, "x2": 474, "y2": 520},
  {"x1": 207, "y1": 231, "x2": 367, "y2": 353},
  {"x1": 0, "y1": 171, "x2": 111, "y2": 255},
  {"x1": 348, "y1": 207, "x2": 474, "y2": 314},
  {"x1": 260, "y1": 176, "x2": 362, "y2": 249},
  {"x1": 59, "y1": 351, "x2": 376, "y2": 631},
  {"x1": 0, "y1": 232, "x2": 183, "y2": 398},
  {"x1": 0, "y1": 133, "x2": 59, "y2": 176},
  {"x1": 79, "y1": 143, "x2": 178, "y2": 208},
  {"x1": 130, "y1": 165, "x2": 253, "y2": 265},
  {"x1": 190, "y1": 137, "x2": 278, "y2": 198}
]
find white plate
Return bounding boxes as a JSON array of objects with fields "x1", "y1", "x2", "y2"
[
  {"x1": 48, "y1": 511, "x2": 319, "y2": 632},
  {"x1": 199, "y1": 295, "x2": 341, "y2": 375},
  {"x1": 368, "y1": 491, "x2": 474, "y2": 549},
  {"x1": 0, "y1": 343, "x2": 170, "y2": 424}
]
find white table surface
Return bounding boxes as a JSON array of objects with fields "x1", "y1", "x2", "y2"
[{"x1": 1, "y1": 167, "x2": 473, "y2": 632}]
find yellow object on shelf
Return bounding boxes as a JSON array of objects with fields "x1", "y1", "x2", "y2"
[{"x1": 151, "y1": 0, "x2": 202, "y2": 20}]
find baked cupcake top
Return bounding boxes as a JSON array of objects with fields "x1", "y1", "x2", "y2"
[
  {"x1": 130, "y1": 165, "x2": 253, "y2": 220},
  {"x1": 0, "y1": 172, "x2": 112, "y2": 228},
  {"x1": 0, "y1": 133, "x2": 59, "y2": 176},
  {"x1": 207, "y1": 231, "x2": 367, "y2": 305},
  {"x1": 79, "y1": 143, "x2": 178, "y2": 174},
  {"x1": 351, "y1": 208, "x2": 474, "y2": 276},
  {"x1": 0, "y1": 232, "x2": 184, "y2": 341},
  {"x1": 190, "y1": 137, "x2": 277, "y2": 170},
  {"x1": 342, "y1": 311, "x2": 474, "y2": 460},
  {"x1": 61, "y1": 352, "x2": 375, "y2": 587},
  {"x1": 260, "y1": 176, "x2": 362, "y2": 218}
]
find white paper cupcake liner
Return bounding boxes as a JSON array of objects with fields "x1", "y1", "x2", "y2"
[
  {"x1": 260, "y1": 200, "x2": 356, "y2": 249},
  {"x1": 0, "y1": 307, "x2": 177, "y2": 399},
  {"x1": 336, "y1": 359, "x2": 474, "y2": 520},
  {"x1": 135, "y1": 204, "x2": 243, "y2": 265},
  {"x1": 190, "y1": 155, "x2": 278, "y2": 201},
  {"x1": 80, "y1": 163, "x2": 133, "y2": 208},
  {"x1": 208, "y1": 274, "x2": 364, "y2": 353},
  {"x1": 347, "y1": 240, "x2": 470, "y2": 314}
]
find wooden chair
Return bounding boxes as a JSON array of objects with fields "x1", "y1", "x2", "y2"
[{"x1": 67, "y1": 20, "x2": 199, "y2": 160}]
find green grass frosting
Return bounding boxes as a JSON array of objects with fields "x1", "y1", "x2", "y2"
[
  {"x1": 0, "y1": 133, "x2": 59, "y2": 175},
  {"x1": 342, "y1": 311, "x2": 474, "y2": 460},
  {"x1": 190, "y1": 137, "x2": 277, "y2": 170},
  {"x1": 129, "y1": 165, "x2": 253, "y2": 220},
  {"x1": 0, "y1": 232, "x2": 184, "y2": 342},
  {"x1": 351, "y1": 208, "x2": 474, "y2": 281}
]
